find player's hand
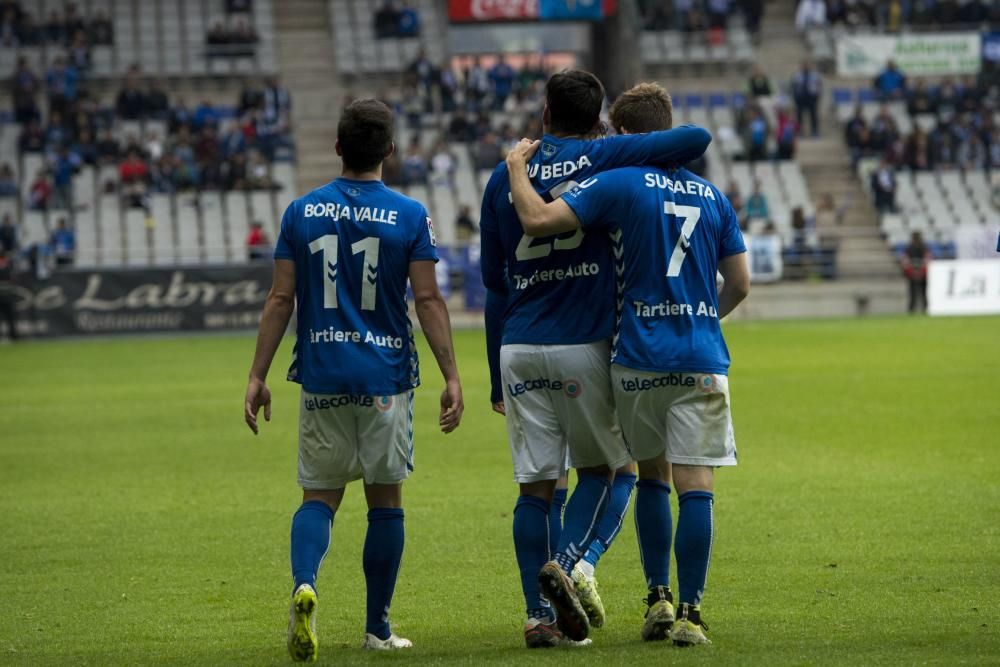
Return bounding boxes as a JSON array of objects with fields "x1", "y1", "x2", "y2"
[
  {"x1": 505, "y1": 138, "x2": 541, "y2": 170},
  {"x1": 244, "y1": 377, "x2": 272, "y2": 435},
  {"x1": 492, "y1": 401, "x2": 506, "y2": 416},
  {"x1": 439, "y1": 379, "x2": 464, "y2": 433}
]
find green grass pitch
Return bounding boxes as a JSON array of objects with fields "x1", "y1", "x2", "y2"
[{"x1": 1, "y1": 316, "x2": 999, "y2": 665}]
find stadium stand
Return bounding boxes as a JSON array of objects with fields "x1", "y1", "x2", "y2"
[
  {"x1": 329, "y1": 0, "x2": 445, "y2": 75},
  {"x1": 1, "y1": 0, "x2": 298, "y2": 270},
  {"x1": 0, "y1": 0, "x2": 278, "y2": 78},
  {"x1": 836, "y1": 71, "x2": 999, "y2": 258},
  {"x1": 639, "y1": 26, "x2": 755, "y2": 69},
  {"x1": 5, "y1": 0, "x2": 992, "y2": 312},
  {"x1": 636, "y1": 1, "x2": 759, "y2": 70}
]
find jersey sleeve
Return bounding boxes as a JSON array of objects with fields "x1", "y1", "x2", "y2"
[
  {"x1": 409, "y1": 205, "x2": 439, "y2": 263},
  {"x1": 560, "y1": 171, "x2": 629, "y2": 232},
  {"x1": 478, "y1": 166, "x2": 508, "y2": 295},
  {"x1": 479, "y1": 166, "x2": 508, "y2": 404},
  {"x1": 718, "y1": 198, "x2": 747, "y2": 258},
  {"x1": 597, "y1": 125, "x2": 711, "y2": 170},
  {"x1": 484, "y1": 288, "x2": 505, "y2": 404},
  {"x1": 273, "y1": 201, "x2": 296, "y2": 260}
]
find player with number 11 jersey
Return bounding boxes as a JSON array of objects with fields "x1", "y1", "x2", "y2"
[{"x1": 244, "y1": 99, "x2": 463, "y2": 662}]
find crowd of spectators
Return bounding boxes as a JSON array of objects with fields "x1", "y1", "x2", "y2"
[
  {"x1": 795, "y1": 0, "x2": 1000, "y2": 31},
  {"x1": 845, "y1": 63, "x2": 1000, "y2": 176},
  {"x1": 734, "y1": 61, "x2": 822, "y2": 161},
  {"x1": 724, "y1": 176, "x2": 838, "y2": 278},
  {"x1": 639, "y1": 0, "x2": 766, "y2": 35},
  {"x1": 0, "y1": 0, "x2": 112, "y2": 49},
  {"x1": 9, "y1": 57, "x2": 294, "y2": 216},
  {"x1": 395, "y1": 50, "x2": 551, "y2": 117},
  {"x1": 206, "y1": 16, "x2": 259, "y2": 56},
  {"x1": 366, "y1": 52, "x2": 554, "y2": 190},
  {"x1": 374, "y1": 1, "x2": 420, "y2": 39}
]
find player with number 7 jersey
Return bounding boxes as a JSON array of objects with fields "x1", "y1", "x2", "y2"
[
  {"x1": 479, "y1": 70, "x2": 711, "y2": 646},
  {"x1": 506, "y1": 82, "x2": 751, "y2": 648}
]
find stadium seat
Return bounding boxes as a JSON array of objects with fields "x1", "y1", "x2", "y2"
[
  {"x1": 272, "y1": 163, "x2": 297, "y2": 213},
  {"x1": 22, "y1": 211, "x2": 48, "y2": 249},
  {"x1": 124, "y1": 208, "x2": 150, "y2": 267},
  {"x1": 200, "y1": 193, "x2": 227, "y2": 264},
  {"x1": 151, "y1": 195, "x2": 176, "y2": 267},
  {"x1": 225, "y1": 192, "x2": 251, "y2": 263},
  {"x1": 98, "y1": 195, "x2": 124, "y2": 267},
  {"x1": 175, "y1": 196, "x2": 202, "y2": 265},
  {"x1": 74, "y1": 207, "x2": 99, "y2": 268},
  {"x1": 249, "y1": 191, "x2": 277, "y2": 239}
]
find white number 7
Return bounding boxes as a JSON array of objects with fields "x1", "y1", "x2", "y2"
[{"x1": 665, "y1": 202, "x2": 701, "y2": 277}]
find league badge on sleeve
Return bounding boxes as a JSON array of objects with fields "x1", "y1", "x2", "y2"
[{"x1": 426, "y1": 216, "x2": 437, "y2": 247}]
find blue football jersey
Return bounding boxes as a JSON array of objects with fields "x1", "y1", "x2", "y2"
[
  {"x1": 479, "y1": 126, "x2": 711, "y2": 348},
  {"x1": 562, "y1": 166, "x2": 746, "y2": 375},
  {"x1": 274, "y1": 177, "x2": 438, "y2": 395}
]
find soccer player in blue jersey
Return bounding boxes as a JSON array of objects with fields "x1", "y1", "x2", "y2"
[
  {"x1": 243, "y1": 99, "x2": 464, "y2": 661},
  {"x1": 506, "y1": 82, "x2": 750, "y2": 647},
  {"x1": 480, "y1": 70, "x2": 711, "y2": 646}
]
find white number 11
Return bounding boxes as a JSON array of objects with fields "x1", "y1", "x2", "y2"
[
  {"x1": 664, "y1": 202, "x2": 701, "y2": 277},
  {"x1": 308, "y1": 234, "x2": 381, "y2": 311}
]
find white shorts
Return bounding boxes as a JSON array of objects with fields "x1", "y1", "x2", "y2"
[
  {"x1": 501, "y1": 341, "x2": 631, "y2": 483},
  {"x1": 297, "y1": 390, "x2": 413, "y2": 490},
  {"x1": 611, "y1": 366, "x2": 737, "y2": 467}
]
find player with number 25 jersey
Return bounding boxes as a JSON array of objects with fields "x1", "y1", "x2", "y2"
[
  {"x1": 506, "y1": 82, "x2": 750, "y2": 649},
  {"x1": 480, "y1": 71, "x2": 712, "y2": 647}
]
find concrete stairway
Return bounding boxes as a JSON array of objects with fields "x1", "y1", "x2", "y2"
[
  {"x1": 750, "y1": 0, "x2": 899, "y2": 281},
  {"x1": 754, "y1": 0, "x2": 806, "y2": 84},
  {"x1": 796, "y1": 137, "x2": 900, "y2": 279},
  {"x1": 275, "y1": 0, "x2": 343, "y2": 194}
]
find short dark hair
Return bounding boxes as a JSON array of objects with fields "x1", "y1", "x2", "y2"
[
  {"x1": 337, "y1": 99, "x2": 394, "y2": 172},
  {"x1": 609, "y1": 83, "x2": 673, "y2": 134},
  {"x1": 545, "y1": 70, "x2": 605, "y2": 136}
]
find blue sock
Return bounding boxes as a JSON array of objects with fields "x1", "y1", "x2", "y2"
[
  {"x1": 363, "y1": 508, "x2": 405, "y2": 640},
  {"x1": 583, "y1": 472, "x2": 637, "y2": 568},
  {"x1": 548, "y1": 487, "x2": 567, "y2": 559},
  {"x1": 290, "y1": 500, "x2": 334, "y2": 592},
  {"x1": 554, "y1": 473, "x2": 610, "y2": 574},
  {"x1": 675, "y1": 490, "x2": 714, "y2": 606},
  {"x1": 634, "y1": 480, "x2": 672, "y2": 589},
  {"x1": 513, "y1": 495, "x2": 553, "y2": 621}
]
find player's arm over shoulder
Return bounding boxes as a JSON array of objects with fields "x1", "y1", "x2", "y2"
[
  {"x1": 600, "y1": 125, "x2": 712, "y2": 168},
  {"x1": 505, "y1": 149, "x2": 580, "y2": 237}
]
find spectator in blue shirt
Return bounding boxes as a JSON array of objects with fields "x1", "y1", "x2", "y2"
[
  {"x1": 489, "y1": 55, "x2": 515, "y2": 111},
  {"x1": 12, "y1": 57, "x2": 41, "y2": 124},
  {"x1": 874, "y1": 59, "x2": 907, "y2": 101},
  {"x1": 50, "y1": 217, "x2": 75, "y2": 266},
  {"x1": 193, "y1": 99, "x2": 220, "y2": 130},
  {"x1": 51, "y1": 146, "x2": 80, "y2": 210},
  {"x1": 44, "y1": 110, "x2": 69, "y2": 154},
  {"x1": 397, "y1": 0, "x2": 420, "y2": 37},
  {"x1": 746, "y1": 179, "x2": 770, "y2": 219},
  {"x1": 45, "y1": 55, "x2": 77, "y2": 115}
]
